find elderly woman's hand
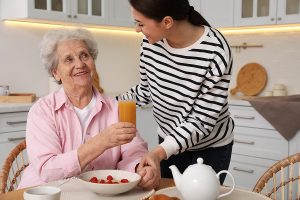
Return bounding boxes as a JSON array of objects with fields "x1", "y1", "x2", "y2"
[
  {"x1": 99, "y1": 122, "x2": 137, "y2": 149},
  {"x1": 78, "y1": 122, "x2": 137, "y2": 169},
  {"x1": 137, "y1": 165, "x2": 160, "y2": 190},
  {"x1": 136, "y1": 152, "x2": 161, "y2": 190}
]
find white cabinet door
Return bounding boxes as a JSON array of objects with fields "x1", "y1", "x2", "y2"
[
  {"x1": 2, "y1": 0, "x2": 111, "y2": 27},
  {"x1": 71, "y1": 0, "x2": 109, "y2": 26},
  {"x1": 234, "y1": 0, "x2": 277, "y2": 26},
  {"x1": 0, "y1": 131, "x2": 27, "y2": 167},
  {"x1": 277, "y1": 0, "x2": 300, "y2": 24},
  {"x1": 109, "y1": 0, "x2": 134, "y2": 28},
  {"x1": 224, "y1": 154, "x2": 278, "y2": 190},
  {"x1": 1, "y1": 0, "x2": 68, "y2": 21},
  {"x1": 27, "y1": 0, "x2": 70, "y2": 22},
  {"x1": 200, "y1": 0, "x2": 234, "y2": 28},
  {"x1": 189, "y1": 0, "x2": 201, "y2": 14}
]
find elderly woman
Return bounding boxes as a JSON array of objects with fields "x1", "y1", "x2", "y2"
[{"x1": 18, "y1": 28, "x2": 159, "y2": 189}]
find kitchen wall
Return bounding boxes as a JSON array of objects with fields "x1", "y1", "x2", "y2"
[
  {"x1": 227, "y1": 30, "x2": 300, "y2": 97},
  {"x1": 0, "y1": 20, "x2": 300, "y2": 98},
  {"x1": 0, "y1": 21, "x2": 142, "y2": 98}
]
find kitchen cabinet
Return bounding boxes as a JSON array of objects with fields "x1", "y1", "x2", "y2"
[
  {"x1": 1, "y1": 0, "x2": 133, "y2": 28},
  {"x1": 224, "y1": 100, "x2": 289, "y2": 190},
  {"x1": 109, "y1": 0, "x2": 133, "y2": 27},
  {"x1": 277, "y1": 0, "x2": 300, "y2": 24},
  {"x1": 0, "y1": 104, "x2": 31, "y2": 168},
  {"x1": 234, "y1": 0, "x2": 300, "y2": 26},
  {"x1": 200, "y1": 0, "x2": 234, "y2": 28},
  {"x1": 188, "y1": 0, "x2": 234, "y2": 28},
  {"x1": 136, "y1": 106, "x2": 158, "y2": 151}
]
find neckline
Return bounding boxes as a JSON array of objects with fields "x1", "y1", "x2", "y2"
[
  {"x1": 74, "y1": 93, "x2": 96, "y2": 112},
  {"x1": 162, "y1": 26, "x2": 208, "y2": 53}
]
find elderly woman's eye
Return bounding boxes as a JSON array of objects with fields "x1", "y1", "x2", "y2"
[
  {"x1": 65, "y1": 57, "x2": 73, "y2": 63},
  {"x1": 81, "y1": 52, "x2": 90, "y2": 60}
]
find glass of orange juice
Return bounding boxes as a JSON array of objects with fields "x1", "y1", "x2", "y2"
[{"x1": 118, "y1": 93, "x2": 136, "y2": 126}]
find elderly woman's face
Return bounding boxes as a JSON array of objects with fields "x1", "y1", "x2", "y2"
[{"x1": 52, "y1": 39, "x2": 95, "y2": 89}]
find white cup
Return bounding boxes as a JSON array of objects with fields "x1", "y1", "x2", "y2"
[
  {"x1": 0, "y1": 85, "x2": 9, "y2": 96},
  {"x1": 273, "y1": 84, "x2": 285, "y2": 90},
  {"x1": 273, "y1": 89, "x2": 287, "y2": 96},
  {"x1": 23, "y1": 186, "x2": 61, "y2": 200},
  {"x1": 264, "y1": 91, "x2": 273, "y2": 96}
]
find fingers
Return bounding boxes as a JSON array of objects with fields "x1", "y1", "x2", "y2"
[
  {"x1": 95, "y1": 122, "x2": 137, "y2": 149},
  {"x1": 138, "y1": 166, "x2": 160, "y2": 190},
  {"x1": 114, "y1": 122, "x2": 136, "y2": 128},
  {"x1": 136, "y1": 167, "x2": 146, "y2": 178}
]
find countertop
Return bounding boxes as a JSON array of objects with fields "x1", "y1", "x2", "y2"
[{"x1": 0, "y1": 98, "x2": 250, "y2": 113}]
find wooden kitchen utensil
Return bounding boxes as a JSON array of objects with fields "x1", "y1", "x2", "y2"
[
  {"x1": 0, "y1": 93, "x2": 36, "y2": 103},
  {"x1": 230, "y1": 63, "x2": 267, "y2": 96}
]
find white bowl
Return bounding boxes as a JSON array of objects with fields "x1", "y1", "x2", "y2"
[
  {"x1": 77, "y1": 169, "x2": 141, "y2": 196},
  {"x1": 23, "y1": 186, "x2": 61, "y2": 200}
]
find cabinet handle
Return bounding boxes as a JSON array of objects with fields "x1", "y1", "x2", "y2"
[
  {"x1": 8, "y1": 137, "x2": 26, "y2": 142},
  {"x1": 6, "y1": 121, "x2": 27, "y2": 125},
  {"x1": 234, "y1": 139, "x2": 255, "y2": 145},
  {"x1": 271, "y1": 17, "x2": 275, "y2": 21},
  {"x1": 277, "y1": 17, "x2": 282, "y2": 21},
  {"x1": 67, "y1": 14, "x2": 72, "y2": 18},
  {"x1": 233, "y1": 115, "x2": 255, "y2": 120},
  {"x1": 233, "y1": 167, "x2": 254, "y2": 174},
  {"x1": 73, "y1": 15, "x2": 78, "y2": 19}
]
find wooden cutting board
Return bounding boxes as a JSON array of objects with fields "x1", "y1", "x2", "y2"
[
  {"x1": 230, "y1": 63, "x2": 267, "y2": 96},
  {"x1": 0, "y1": 93, "x2": 36, "y2": 103}
]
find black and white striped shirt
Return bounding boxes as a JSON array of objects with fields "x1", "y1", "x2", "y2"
[{"x1": 129, "y1": 26, "x2": 234, "y2": 158}]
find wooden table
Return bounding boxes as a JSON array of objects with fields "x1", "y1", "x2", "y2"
[
  {"x1": 0, "y1": 178, "x2": 175, "y2": 200},
  {"x1": 0, "y1": 178, "x2": 271, "y2": 200}
]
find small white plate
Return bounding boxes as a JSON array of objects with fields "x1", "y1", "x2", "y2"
[{"x1": 154, "y1": 186, "x2": 272, "y2": 200}]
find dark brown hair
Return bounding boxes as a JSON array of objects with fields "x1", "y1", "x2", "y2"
[{"x1": 129, "y1": 0, "x2": 210, "y2": 27}]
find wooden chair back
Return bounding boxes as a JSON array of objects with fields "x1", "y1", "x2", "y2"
[
  {"x1": 0, "y1": 140, "x2": 28, "y2": 193},
  {"x1": 253, "y1": 153, "x2": 300, "y2": 200}
]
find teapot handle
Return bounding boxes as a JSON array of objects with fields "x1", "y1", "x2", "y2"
[{"x1": 217, "y1": 170, "x2": 235, "y2": 198}]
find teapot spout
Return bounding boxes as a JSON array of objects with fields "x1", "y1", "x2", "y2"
[{"x1": 169, "y1": 165, "x2": 182, "y2": 189}]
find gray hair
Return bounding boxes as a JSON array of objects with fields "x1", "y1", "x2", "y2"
[{"x1": 40, "y1": 28, "x2": 98, "y2": 76}]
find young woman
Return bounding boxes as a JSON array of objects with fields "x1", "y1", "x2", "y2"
[{"x1": 127, "y1": 0, "x2": 234, "y2": 184}]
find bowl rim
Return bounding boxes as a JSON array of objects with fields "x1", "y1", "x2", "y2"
[
  {"x1": 77, "y1": 169, "x2": 141, "y2": 195},
  {"x1": 24, "y1": 186, "x2": 61, "y2": 196},
  {"x1": 77, "y1": 169, "x2": 141, "y2": 185}
]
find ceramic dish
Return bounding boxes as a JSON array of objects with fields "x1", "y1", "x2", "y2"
[
  {"x1": 46, "y1": 176, "x2": 154, "y2": 200},
  {"x1": 154, "y1": 186, "x2": 272, "y2": 200},
  {"x1": 77, "y1": 169, "x2": 141, "y2": 196}
]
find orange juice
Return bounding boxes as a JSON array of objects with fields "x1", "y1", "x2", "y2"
[{"x1": 118, "y1": 100, "x2": 136, "y2": 126}]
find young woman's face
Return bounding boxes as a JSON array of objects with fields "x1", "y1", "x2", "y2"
[
  {"x1": 52, "y1": 39, "x2": 95, "y2": 90},
  {"x1": 131, "y1": 7, "x2": 166, "y2": 44}
]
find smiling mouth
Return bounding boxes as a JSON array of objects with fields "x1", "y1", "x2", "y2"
[{"x1": 74, "y1": 71, "x2": 88, "y2": 76}]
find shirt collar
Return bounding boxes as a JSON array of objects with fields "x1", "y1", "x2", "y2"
[{"x1": 53, "y1": 87, "x2": 109, "y2": 111}]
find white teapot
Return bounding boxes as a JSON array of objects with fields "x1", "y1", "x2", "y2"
[{"x1": 169, "y1": 158, "x2": 235, "y2": 200}]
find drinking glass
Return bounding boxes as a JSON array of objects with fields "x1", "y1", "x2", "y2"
[
  {"x1": 0, "y1": 85, "x2": 9, "y2": 96},
  {"x1": 118, "y1": 93, "x2": 136, "y2": 126}
]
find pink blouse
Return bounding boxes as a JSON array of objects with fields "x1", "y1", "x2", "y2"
[{"x1": 18, "y1": 88, "x2": 148, "y2": 189}]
